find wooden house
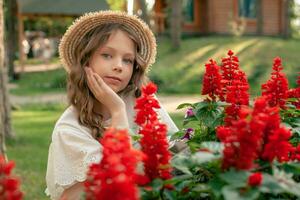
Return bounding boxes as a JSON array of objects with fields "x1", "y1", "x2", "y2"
[{"x1": 152, "y1": 0, "x2": 290, "y2": 36}]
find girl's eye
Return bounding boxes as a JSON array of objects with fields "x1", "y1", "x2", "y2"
[
  {"x1": 123, "y1": 59, "x2": 133, "y2": 65},
  {"x1": 101, "y1": 53, "x2": 112, "y2": 59}
]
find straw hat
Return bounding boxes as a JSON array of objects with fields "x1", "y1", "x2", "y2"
[{"x1": 59, "y1": 10, "x2": 157, "y2": 72}]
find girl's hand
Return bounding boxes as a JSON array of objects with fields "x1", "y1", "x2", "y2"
[{"x1": 85, "y1": 67, "x2": 125, "y2": 114}]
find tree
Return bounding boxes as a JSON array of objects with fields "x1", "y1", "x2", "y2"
[
  {"x1": 4, "y1": 0, "x2": 17, "y2": 80},
  {"x1": 136, "y1": 0, "x2": 150, "y2": 25},
  {"x1": 256, "y1": 0, "x2": 263, "y2": 35},
  {"x1": 0, "y1": 0, "x2": 9, "y2": 155},
  {"x1": 170, "y1": 0, "x2": 182, "y2": 48},
  {"x1": 282, "y1": 0, "x2": 292, "y2": 38}
]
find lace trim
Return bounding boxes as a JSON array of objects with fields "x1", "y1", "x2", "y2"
[{"x1": 47, "y1": 152, "x2": 100, "y2": 199}]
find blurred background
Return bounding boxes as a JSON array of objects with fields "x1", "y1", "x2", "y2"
[{"x1": 0, "y1": 0, "x2": 300, "y2": 199}]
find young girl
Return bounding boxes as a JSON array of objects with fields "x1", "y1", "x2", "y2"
[{"x1": 45, "y1": 11, "x2": 185, "y2": 200}]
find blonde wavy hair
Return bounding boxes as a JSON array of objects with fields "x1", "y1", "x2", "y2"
[{"x1": 67, "y1": 23, "x2": 147, "y2": 139}]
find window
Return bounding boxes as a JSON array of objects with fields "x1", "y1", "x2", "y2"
[
  {"x1": 239, "y1": 0, "x2": 257, "y2": 18},
  {"x1": 183, "y1": 0, "x2": 194, "y2": 23}
]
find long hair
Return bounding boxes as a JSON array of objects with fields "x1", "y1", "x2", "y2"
[{"x1": 67, "y1": 23, "x2": 147, "y2": 138}]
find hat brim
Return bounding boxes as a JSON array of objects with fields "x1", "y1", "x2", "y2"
[{"x1": 59, "y1": 10, "x2": 156, "y2": 73}]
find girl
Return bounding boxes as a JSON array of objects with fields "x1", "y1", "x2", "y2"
[{"x1": 45, "y1": 11, "x2": 185, "y2": 200}]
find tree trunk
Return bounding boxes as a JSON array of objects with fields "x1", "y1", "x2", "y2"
[
  {"x1": 4, "y1": 0, "x2": 17, "y2": 80},
  {"x1": 256, "y1": 0, "x2": 263, "y2": 35},
  {"x1": 171, "y1": 0, "x2": 182, "y2": 49},
  {"x1": 0, "y1": 0, "x2": 8, "y2": 155},
  {"x1": 136, "y1": 0, "x2": 150, "y2": 25},
  {"x1": 282, "y1": 0, "x2": 292, "y2": 38}
]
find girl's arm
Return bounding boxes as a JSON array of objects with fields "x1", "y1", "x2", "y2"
[{"x1": 60, "y1": 182, "x2": 84, "y2": 200}]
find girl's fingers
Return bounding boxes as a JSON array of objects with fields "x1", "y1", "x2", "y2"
[{"x1": 85, "y1": 67, "x2": 105, "y2": 98}]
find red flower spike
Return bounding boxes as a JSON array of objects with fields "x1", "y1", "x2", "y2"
[
  {"x1": 85, "y1": 128, "x2": 145, "y2": 200},
  {"x1": 217, "y1": 96, "x2": 294, "y2": 170},
  {"x1": 201, "y1": 59, "x2": 223, "y2": 101},
  {"x1": 219, "y1": 50, "x2": 250, "y2": 125},
  {"x1": 0, "y1": 155, "x2": 23, "y2": 199},
  {"x1": 261, "y1": 57, "x2": 289, "y2": 109},
  {"x1": 248, "y1": 173, "x2": 263, "y2": 187},
  {"x1": 134, "y1": 82, "x2": 173, "y2": 182}
]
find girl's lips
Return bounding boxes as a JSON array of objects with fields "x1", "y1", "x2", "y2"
[{"x1": 103, "y1": 76, "x2": 122, "y2": 84}]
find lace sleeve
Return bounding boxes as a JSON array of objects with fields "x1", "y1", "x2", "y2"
[{"x1": 46, "y1": 127, "x2": 102, "y2": 199}]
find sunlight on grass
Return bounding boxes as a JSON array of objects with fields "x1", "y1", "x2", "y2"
[{"x1": 150, "y1": 36, "x2": 300, "y2": 94}]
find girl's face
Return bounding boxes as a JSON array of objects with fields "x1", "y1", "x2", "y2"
[{"x1": 88, "y1": 29, "x2": 135, "y2": 93}]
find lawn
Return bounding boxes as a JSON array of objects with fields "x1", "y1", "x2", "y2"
[
  {"x1": 10, "y1": 35, "x2": 300, "y2": 96},
  {"x1": 7, "y1": 103, "x2": 184, "y2": 199}
]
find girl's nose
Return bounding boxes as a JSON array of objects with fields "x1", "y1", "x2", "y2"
[{"x1": 113, "y1": 58, "x2": 123, "y2": 73}]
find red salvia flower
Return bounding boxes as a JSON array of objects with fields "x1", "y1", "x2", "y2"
[
  {"x1": 224, "y1": 68, "x2": 250, "y2": 125},
  {"x1": 0, "y1": 155, "x2": 23, "y2": 200},
  {"x1": 220, "y1": 50, "x2": 240, "y2": 100},
  {"x1": 262, "y1": 57, "x2": 289, "y2": 109},
  {"x1": 219, "y1": 50, "x2": 250, "y2": 125},
  {"x1": 248, "y1": 172, "x2": 263, "y2": 187},
  {"x1": 291, "y1": 144, "x2": 300, "y2": 161},
  {"x1": 134, "y1": 82, "x2": 173, "y2": 182},
  {"x1": 85, "y1": 128, "x2": 145, "y2": 200},
  {"x1": 217, "y1": 103, "x2": 263, "y2": 170},
  {"x1": 201, "y1": 59, "x2": 222, "y2": 101},
  {"x1": 217, "y1": 96, "x2": 295, "y2": 170},
  {"x1": 261, "y1": 127, "x2": 293, "y2": 162},
  {"x1": 251, "y1": 97, "x2": 294, "y2": 163}
]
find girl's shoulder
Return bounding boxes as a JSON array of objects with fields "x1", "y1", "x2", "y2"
[{"x1": 52, "y1": 106, "x2": 92, "y2": 138}]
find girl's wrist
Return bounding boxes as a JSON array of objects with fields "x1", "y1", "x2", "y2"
[
  {"x1": 109, "y1": 103, "x2": 126, "y2": 114},
  {"x1": 111, "y1": 107, "x2": 129, "y2": 129}
]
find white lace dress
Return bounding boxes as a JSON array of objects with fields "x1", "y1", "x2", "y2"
[{"x1": 45, "y1": 94, "x2": 178, "y2": 199}]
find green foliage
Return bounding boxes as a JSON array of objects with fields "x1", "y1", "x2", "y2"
[
  {"x1": 106, "y1": 0, "x2": 126, "y2": 11},
  {"x1": 24, "y1": 17, "x2": 74, "y2": 37}
]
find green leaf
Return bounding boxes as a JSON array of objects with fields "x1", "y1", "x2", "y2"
[
  {"x1": 163, "y1": 175, "x2": 193, "y2": 185},
  {"x1": 219, "y1": 170, "x2": 249, "y2": 187},
  {"x1": 183, "y1": 115, "x2": 198, "y2": 126},
  {"x1": 191, "y1": 151, "x2": 221, "y2": 165},
  {"x1": 130, "y1": 134, "x2": 141, "y2": 142},
  {"x1": 200, "y1": 142, "x2": 223, "y2": 154},
  {"x1": 271, "y1": 167, "x2": 300, "y2": 197},
  {"x1": 170, "y1": 130, "x2": 185, "y2": 141},
  {"x1": 259, "y1": 173, "x2": 284, "y2": 194},
  {"x1": 150, "y1": 178, "x2": 164, "y2": 192},
  {"x1": 176, "y1": 103, "x2": 194, "y2": 110},
  {"x1": 171, "y1": 153, "x2": 193, "y2": 175},
  {"x1": 222, "y1": 186, "x2": 241, "y2": 200},
  {"x1": 282, "y1": 162, "x2": 300, "y2": 175},
  {"x1": 163, "y1": 189, "x2": 177, "y2": 200},
  {"x1": 222, "y1": 186, "x2": 259, "y2": 200},
  {"x1": 194, "y1": 101, "x2": 209, "y2": 110},
  {"x1": 208, "y1": 177, "x2": 226, "y2": 198},
  {"x1": 216, "y1": 101, "x2": 230, "y2": 107}
]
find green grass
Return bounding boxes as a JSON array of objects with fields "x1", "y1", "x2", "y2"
[
  {"x1": 10, "y1": 68, "x2": 67, "y2": 95},
  {"x1": 10, "y1": 36, "x2": 300, "y2": 96},
  {"x1": 7, "y1": 103, "x2": 66, "y2": 200},
  {"x1": 150, "y1": 35, "x2": 300, "y2": 95},
  {"x1": 14, "y1": 57, "x2": 60, "y2": 66},
  {"x1": 7, "y1": 103, "x2": 182, "y2": 199}
]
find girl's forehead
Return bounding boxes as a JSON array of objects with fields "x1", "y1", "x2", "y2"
[{"x1": 98, "y1": 30, "x2": 136, "y2": 56}]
